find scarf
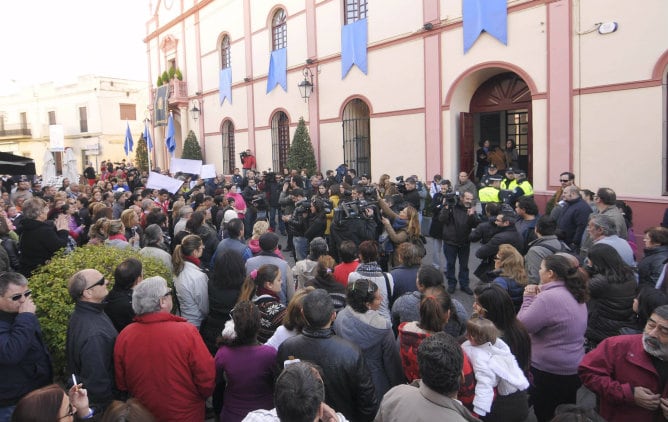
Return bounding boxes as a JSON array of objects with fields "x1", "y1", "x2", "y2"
[
  {"x1": 108, "y1": 233, "x2": 127, "y2": 241},
  {"x1": 356, "y1": 262, "x2": 383, "y2": 275},
  {"x1": 392, "y1": 218, "x2": 407, "y2": 232},
  {"x1": 256, "y1": 286, "x2": 280, "y2": 301},
  {"x1": 183, "y1": 255, "x2": 201, "y2": 268}
]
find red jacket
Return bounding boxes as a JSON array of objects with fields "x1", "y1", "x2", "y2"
[
  {"x1": 114, "y1": 312, "x2": 215, "y2": 422},
  {"x1": 579, "y1": 334, "x2": 668, "y2": 422}
]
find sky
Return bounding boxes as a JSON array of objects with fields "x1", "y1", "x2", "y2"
[{"x1": 0, "y1": 0, "x2": 150, "y2": 95}]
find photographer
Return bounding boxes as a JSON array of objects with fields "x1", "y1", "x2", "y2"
[
  {"x1": 240, "y1": 149, "x2": 256, "y2": 177},
  {"x1": 439, "y1": 191, "x2": 478, "y2": 295},
  {"x1": 428, "y1": 179, "x2": 452, "y2": 272}
]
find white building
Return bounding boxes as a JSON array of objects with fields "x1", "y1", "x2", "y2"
[{"x1": 0, "y1": 75, "x2": 149, "y2": 178}]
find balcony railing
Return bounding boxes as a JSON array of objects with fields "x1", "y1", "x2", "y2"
[
  {"x1": 152, "y1": 80, "x2": 189, "y2": 107},
  {"x1": 0, "y1": 124, "x2": 31, "y2": 137}
]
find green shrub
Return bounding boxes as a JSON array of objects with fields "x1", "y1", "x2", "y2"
[
  {"x1": 175, "y1": 68, "x2": 183, "y2": 81},
  {"x1": 161, "y1": 70, "x2": 170, "y2": 84},
  {"x1": 29, "y1": 245, "x2": 174, "y2": 379},
  {"x1": 156, "y1": 75, "x2": 163, "y2": 87},
  {"x1": 168, "y1": 66, "x2": 176, "y2": 79}
]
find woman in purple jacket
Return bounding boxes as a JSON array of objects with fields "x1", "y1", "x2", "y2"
[
  {"x1": 214, "y1": 301, "x2": 277, "y2": 422},
  {"x1": 517, "y1": 253, "x2": 588, "y2": 422}
]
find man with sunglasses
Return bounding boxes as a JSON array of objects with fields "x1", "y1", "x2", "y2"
[
  {"x1": 0, "y1": 272, "x2": 52, "y2": 422},
  {"x1": 66, "y1": 269, "x2": 118, "y2": 416}
]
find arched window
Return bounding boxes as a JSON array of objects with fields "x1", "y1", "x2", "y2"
[
  {"x1": 344, "y1": 0, "x2": 367, "y2": 25},
  {"x1": 222, "y1": 120, "x2": 235, "y2": 174},
  {"x1": 271, "y1": 111, "x2": 290, "y2": 171},
  {"x1": 272, "y1": 9, "x2": 287, "y2": 50},
  {"x1": 342, "y1": 99, "x2": 371, "y2": 177},
  {"x1": 220, "y1": 35, "x2": 231, "y2": 69}
]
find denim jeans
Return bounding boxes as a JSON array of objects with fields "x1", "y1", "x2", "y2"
[
  {"x1": 293, "y1": 236, "x2": 308, "y2": 261},
  {"x1": 429, "y1": 237, "x2": 444, "y2": 271},
  {"x1": 0, "y1": 405, "x2": 15, "y2": 422},
  {"x1": 443, "y1": 243, "x2": 471, "y2": 288},
  {"x1": 269, "y1": 207, "x2": 285, "y2": 233}
]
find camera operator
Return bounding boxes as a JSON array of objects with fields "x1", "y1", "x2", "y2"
[
  {"x1": 240, "y1": 149, "x2": 256, "y2": 177},
  {"x1": 283, "y1": 195, "x2": 326, "y2": 261},
  {"x1": 439, "y1": 190, "x2": 479, "y2": 295},
  {"x1": 242, "y1": 176, "x2": 264, "y2": 238},
  {"x1": 329, "y1": 187, "x2": 379, "y2": 261}
]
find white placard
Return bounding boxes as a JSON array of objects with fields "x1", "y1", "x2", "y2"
[
  {"x1": 169, "y1": 158, "x2": 202, "y2": 175},
  {"x1": 200, "y1": 164, "x2": 216, "y2": 179},
  {"x1": 49, "y1": 125, "x2": 64, "y2": 152},
  {"x1": 146, "y1": 172, "x2": 184, "y2": 194}
]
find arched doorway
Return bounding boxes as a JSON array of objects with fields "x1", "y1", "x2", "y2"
[
  {"x1": 342, "y1": 98, "x2": 371, "y2": 177},
  {"x1": 460, "y1": 72, "x2": 533, "y2": 181}
]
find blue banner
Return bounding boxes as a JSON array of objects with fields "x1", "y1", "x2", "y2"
[
  {"x1": 219, "y1": 68, "x2": 232, "y2": 105},
  {"x1": 266, "y1": 48, "x2": 287, "y2": 93},
  {"x1": 154, "y1": 85, "x2": 170, "y2": 127},
  {"x1": 341, "y1": 18, "x2": 368, "y2": 78},
  {"x1": 124, "y1": 122, "x2": 134, "y2": 156},
  {"x1": 463, "y1": 0, "x2": 507, "y2": 53},
  {"x1": 144, "y1": 121, "x2": 153, "y2": 152},
  {"x1": 165, "y1": 113, "x2": 176, "y2": 156}
]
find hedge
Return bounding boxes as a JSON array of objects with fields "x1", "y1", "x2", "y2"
[{"x1": 29, "y1": 245, "x2": 174, "y2": 379}]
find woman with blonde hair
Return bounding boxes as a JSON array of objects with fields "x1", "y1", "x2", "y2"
[
  {"x1": 120, "y1": 208, "x2": 142, "y2": 243},
  {"x1": 173, "y1": 234, "x2": 209, "y2": 328},
  {"x1": 491, "y1": 244, "x2": 528, "y2": 312},
  {"x1": 377, "y1": 196, "x2": 422, "y2": 267},
  {"x1": 87, "y1": 217, "x2": 110, "y2": 245},
  {"x1": 105, "y1": 219, "x2": 138, "y2": 250},
  {"x1": 247, "y1": 220, "x2": 282, "y2": 258}
]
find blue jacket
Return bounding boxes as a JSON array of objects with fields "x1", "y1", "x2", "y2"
[
  {"x1": 493, "y1": 277, "x2": 525, "y2": 312},
  {"x1": 0, "y1": 310, "x2": 52, "y2": 405}
]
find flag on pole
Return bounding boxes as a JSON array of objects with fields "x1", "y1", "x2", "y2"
[
  {"x1": 124, "y1": 122, "x2": 134, "y2": 156},
  {"x1": 165, "y1": 112, "x2": 176, "y2": 156},
  {"x1": 144, "y1": 120, "x2": 153, "y2": 151}
]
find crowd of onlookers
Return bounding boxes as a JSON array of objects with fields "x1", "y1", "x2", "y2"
[{"x1": 3, "y1": 156, "x2": 668, "y2": 422}]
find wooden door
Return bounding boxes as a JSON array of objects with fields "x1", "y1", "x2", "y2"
[{"x1": 459, "y1": 112, "x2": 474, "y2": 176}]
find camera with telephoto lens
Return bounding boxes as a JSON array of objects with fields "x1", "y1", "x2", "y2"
[{"x1": 240, "y1": 151, "x2": 248, "y2": 161}]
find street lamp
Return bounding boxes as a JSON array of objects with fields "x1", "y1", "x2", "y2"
[{"x1": 298, "y1": 67, "x2": 314, "y2": 102}]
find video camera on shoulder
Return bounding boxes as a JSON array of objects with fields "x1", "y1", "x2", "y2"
[
  {"x1": 395, "y1": 175, "x2": 407, "y2": 193},
  {"x1": 239, "y1": 151, "x2": 248, "y2": 160},
  {"x1": 444, "y1": 189, "x2": 460, "y2": 207},
  {"x1": 294, "y1": 199, "x2": 311, "y2": 214}
]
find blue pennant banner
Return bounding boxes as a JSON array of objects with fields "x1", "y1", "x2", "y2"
[
  {"x1": 341, "y1": 18, "x2": 368, "y2": 78},
  {"x1": 219, "y1": 68, "x2": 232, "y2": 105},
  {"x1": 462, "y1": 0, "x2": 507, "y2": 53},
  {"x1": 165, "y1": 113, "x2": 176, "y2": 156},
  {"x1": 124, "y1": 122, "x2": 134, "y2": 156},
  {"x1": 266, "y1": 48, "x2": 287, "y2": 93}
]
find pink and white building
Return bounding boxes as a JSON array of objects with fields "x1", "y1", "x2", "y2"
[{"x1": 144, "y1": 0, "x2": 668, "y2": 239}]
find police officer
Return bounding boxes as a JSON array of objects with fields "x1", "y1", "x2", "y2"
[{"x1": 478, "y1": 175, "x2": 502, "y2": 215}]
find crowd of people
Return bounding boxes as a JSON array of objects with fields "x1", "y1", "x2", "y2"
[{"x1": 2, "y1": 154, "x2": 668, "y2": 422}]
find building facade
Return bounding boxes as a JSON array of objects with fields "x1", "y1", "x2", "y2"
[
  {"x1": 144, "y1": 0, "x2": 668, "y2": 236},
  {"x1": 0, "y1": 76, "x2": 149, "y2": 177}
]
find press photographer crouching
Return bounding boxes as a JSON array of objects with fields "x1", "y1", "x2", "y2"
[
  {"x1": 283, "y1": 194, "x2": 329, "y2": 261},
  {"x1": 329, "y1": 186, "x2": 379, "y2": 261}
]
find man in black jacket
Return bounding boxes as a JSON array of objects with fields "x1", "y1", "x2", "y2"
[
  {"x1": 440, "y1": 191, "x2": 478, "y2": 294},
  {"x1": 0, "y1": 272, "x2": 52, "y2": 419},
  {"x1": 66, "y1": 269, "x2": 118, "y2": 414},
  {"x1": 277, "y1": 289, "x2": 378, "y2": 422},
  {"x1": 475, "y1": 211, "x2": 524, "y2": 263}
]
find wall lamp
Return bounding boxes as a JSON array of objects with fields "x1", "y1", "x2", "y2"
[
  {"x1": 190, "y1": 99, "x2": 201, "y2": 121},
  {"x1": 298, "y1": 67, "x2": 315, "y2": 102}
]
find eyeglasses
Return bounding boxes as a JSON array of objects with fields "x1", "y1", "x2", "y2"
[
  {"x1": 83, "y1": 276, "x2": 106, "y2": 294},
  {"x1": 559, "y1": 179, "x2": 570, "y2": 183},
  {"x1": 59, "y1": 402, "x2": 76, "y2": 419},
  {"x1": 162, "y1": 289, "x2": 172, "y2": 298},
  {"x1": 9, "y1": 290, "x2": 31, "y2": 301}
]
